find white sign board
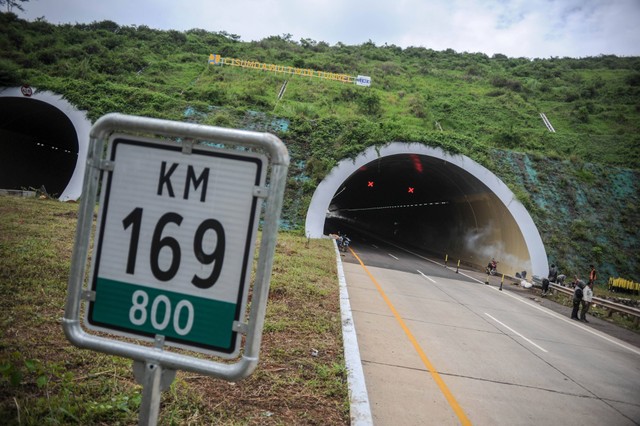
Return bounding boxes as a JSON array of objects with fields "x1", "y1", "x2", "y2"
[
  {"x1": 356, "y1": 75, "x2": 372, "y2": 87},
  {"x1": 86, "y1": 135, "x2": 266, "y2": 357}
]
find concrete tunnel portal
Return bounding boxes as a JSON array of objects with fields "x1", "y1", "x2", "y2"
[
  {"x1": 0, "y1": 87, "x2": 90, "y2": 201},
  {"x1": 0, "y1": 87, "x2": 547, "y2": 278},
  {"x1": 305, "y1": 143, "x2": 548, "y2": 278}
]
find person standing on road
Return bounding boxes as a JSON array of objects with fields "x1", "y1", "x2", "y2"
[
  {"x1": 541, "y1": 278, "x2": 550, "y2": 296},
  {"x1": 548, "y1": 264, "x2": 558, "y2": 283},
  {"x1": 581, "y1": 281, "x2": 594, "y2": 322},
  {"x1": 571, "y1": 277, "x2": 585, "y2": 320},
  {"x1": 589, "y1": 265, "x2": 597, "y2": 286}
]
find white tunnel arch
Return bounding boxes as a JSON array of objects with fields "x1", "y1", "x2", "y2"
[
  {"x1": 0, "y1": 87, "x2": 91, "y2": 201},
  {"x1": 305, "y1": 142, "x2": 548, "y2": 278}
]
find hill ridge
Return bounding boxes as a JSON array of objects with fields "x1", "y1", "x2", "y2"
[{"x1": 0, "y1": 12, "x2": 638, "y2": 279}]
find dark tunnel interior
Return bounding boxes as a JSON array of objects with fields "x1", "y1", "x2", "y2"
[
  {"x1": 0, "y1": 97, "x2": 79, "y2": 196},
  {"x1": 322, "y1": 153, "x2": 532, "y2": 274}
]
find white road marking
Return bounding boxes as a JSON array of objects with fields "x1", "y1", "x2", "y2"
[
  {"x1": 417, "y1": 270, "x2": 437, "y2": 283},
  {"x1": 454, "y1": 270, "x2": 640, "y2": 355},
  {"x1": 485, "y1": 285, "x2": 640, "y2": 357},
  {"x1": 485, "y1": 313, "x2": 548, "y2": 353},
  {"x1": 388, "y1": 253, "x2": 399, "y2": 260},
  {"x1": 365, "y1": 236, "x2": 640, "y2": 357},
  {"x1": 371, "y1": 244, "x2": 378, "y2": 249}
]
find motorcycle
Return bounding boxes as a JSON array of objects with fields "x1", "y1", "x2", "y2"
[
  {"x1": 338, "y1": 236, "x2": 351, "y2": 252},
  {"x1": 485, "y1": 260, "x2": 498, "y2": 276}
]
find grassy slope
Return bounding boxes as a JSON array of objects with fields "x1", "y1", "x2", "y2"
[
  {"x1": 0, "y1": 13, "x2": 639, "y2": 279},
  {"x1": 0, "y1": 196, "x2": 347, "y2": 425}
]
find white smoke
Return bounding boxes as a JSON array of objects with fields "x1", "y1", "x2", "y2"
[{"x1": 463, "y1": 221, "x2": 528, "y2": 275}]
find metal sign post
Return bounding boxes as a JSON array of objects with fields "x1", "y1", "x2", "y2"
[
  {"x1": 133, "y1": 360, "x2": 176, "y2": 425},
  {"x1": 64, "y1": 114, "x2": 289, "y2": 423}
]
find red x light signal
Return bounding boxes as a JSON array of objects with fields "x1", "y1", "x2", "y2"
[
  {"x1": 408, "y1": 187, "x2": 414, "y2": 193},
  {"x1": 367, "y1": 181, "x2": 374, "y2": 187}
]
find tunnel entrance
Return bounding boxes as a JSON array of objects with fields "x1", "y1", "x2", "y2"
[
  {"x1": 0, "y1": 87, "x2": 91, "y2": 200},
  {"x1": 305, "y1": 143, "x2": 547, "y2": 278},
  {"x1": 0, "y1": 97, "x2": 77, "y2": 196}
]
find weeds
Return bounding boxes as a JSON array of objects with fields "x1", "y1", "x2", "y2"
[{"x1": 0, "y1": 195, "x2": 348, "y2": 425}]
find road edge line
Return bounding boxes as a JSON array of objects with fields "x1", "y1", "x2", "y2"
[
  {"x1": 334, "y1": 240, "x2": 373, "y2": 425},
  {"x1": 351, "y1": 248, "x2": 472, "y2": 426}
]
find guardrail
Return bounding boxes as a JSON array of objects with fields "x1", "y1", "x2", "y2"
[
  {"x1": 324, "y1": 230, "x2": 640, "y2": 328},
  {"x1": 531, "y1": 277, "x2": 640, "y2": 327}
]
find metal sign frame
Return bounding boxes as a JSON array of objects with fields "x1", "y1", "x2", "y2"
[
  {"x1": 64, "y1": 113, "x2": 289, "y2": 381},
  {"x1": 86, "y1": 134, "x2": 266, "y2": 358}
]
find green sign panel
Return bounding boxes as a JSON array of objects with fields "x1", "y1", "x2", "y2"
[{"x1": 92, "y1": 278, "x2": 236, "y2": 347}]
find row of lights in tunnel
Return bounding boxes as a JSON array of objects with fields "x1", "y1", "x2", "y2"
[
  {"x1": 335, "y1": 200, "x2": 450, "y2": 213},
  {"x1": 333, "y1": 180, "x2": 452, "y2": 212},
  {"x1": 34, "y1": 142, "x2": 76, "y2": 155}
]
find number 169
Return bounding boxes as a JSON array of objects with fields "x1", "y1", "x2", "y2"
[{"x1": 122, "y1": 208, "x2": 226, "y2": 289}]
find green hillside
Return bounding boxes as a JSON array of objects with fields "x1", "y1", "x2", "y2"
[{"x1": 1, "y1": 12, "x2": 639, "y2": 280}]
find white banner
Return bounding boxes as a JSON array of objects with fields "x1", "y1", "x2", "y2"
[{"x1": 356, "y1": 75, "x2": 372, "y2": 87}]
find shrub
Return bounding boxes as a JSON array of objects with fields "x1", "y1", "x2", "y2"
[
  {"x1": 0, "y1": 58, "x2": 22, "y2": 85},
  {"x1": 490, "y1": 76, "x2": 523, "y2": 92}
]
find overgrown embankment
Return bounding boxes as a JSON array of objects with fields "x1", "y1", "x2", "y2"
[
  {"x1": 494, "y1": 151, "x2": 640, "y2": 281},
  {"x1": 1, "y1": 12, "x2": 639, "y2": 280},
  {"x1": 0, "y1": 196, "x2": 348, "y2": 425}
]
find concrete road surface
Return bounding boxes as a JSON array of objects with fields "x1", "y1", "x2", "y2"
[{"x1": 341, "y1": 237, "x2": 640, "y2": 426}]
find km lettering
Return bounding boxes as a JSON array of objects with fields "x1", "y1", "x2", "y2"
[{"x1": 157, "y1": 161, "x2": 209, "y2": 202}]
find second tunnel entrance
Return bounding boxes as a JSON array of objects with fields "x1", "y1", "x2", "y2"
[{"x1": 305, "y1": 143, "x2": 547, "y2": 278}]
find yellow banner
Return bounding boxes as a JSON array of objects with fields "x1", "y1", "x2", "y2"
[{"x1": 208, "y1": 54, "x2": 370, "y2": 86}]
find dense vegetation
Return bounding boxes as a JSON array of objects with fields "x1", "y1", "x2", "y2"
[
  {"x1": 1, "y1": 12, "x2": 638, "y2": 279},
  {"x1": 0, "y1": 197, "x2": 348, "y2": 424}
]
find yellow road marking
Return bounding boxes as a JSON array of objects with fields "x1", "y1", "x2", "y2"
[{"x1": 350, "y1": 248, "x2": 472, "y2": 426}]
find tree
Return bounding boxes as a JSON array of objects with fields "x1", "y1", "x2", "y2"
[{"x1": 1, "y1": 0, "x2": 29, "y2": 12}]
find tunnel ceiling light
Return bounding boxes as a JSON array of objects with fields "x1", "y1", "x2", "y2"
[
  {"x1": 31, "y1": 140, "x2": 76, "y2": 155},
  {"x1": 337, "y1": 200, "x2": 450, "y2": 212},
  {"x1": 410, "y1": 153, "x2": 423, "y2": 173}
]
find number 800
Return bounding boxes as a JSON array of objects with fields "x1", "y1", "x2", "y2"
[{"x1": 129, "y1": 290, "x2": 194, "y2": 335}]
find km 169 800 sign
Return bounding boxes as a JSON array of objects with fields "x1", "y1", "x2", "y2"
[{"x1": 86, "y1": 137, "x2": 266, "y2": 357}]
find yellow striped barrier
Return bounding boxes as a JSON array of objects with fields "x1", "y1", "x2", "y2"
[
  {"x1": 608, "y1": 277, "x2": 640, "y2": 294},
  {"x1": 208, "y1": 54, "x2": 372, "y2": 86}
]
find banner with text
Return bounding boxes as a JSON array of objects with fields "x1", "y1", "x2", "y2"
[{"x1": 209, "y1": 54, "x2": 371, "y2": 87}]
